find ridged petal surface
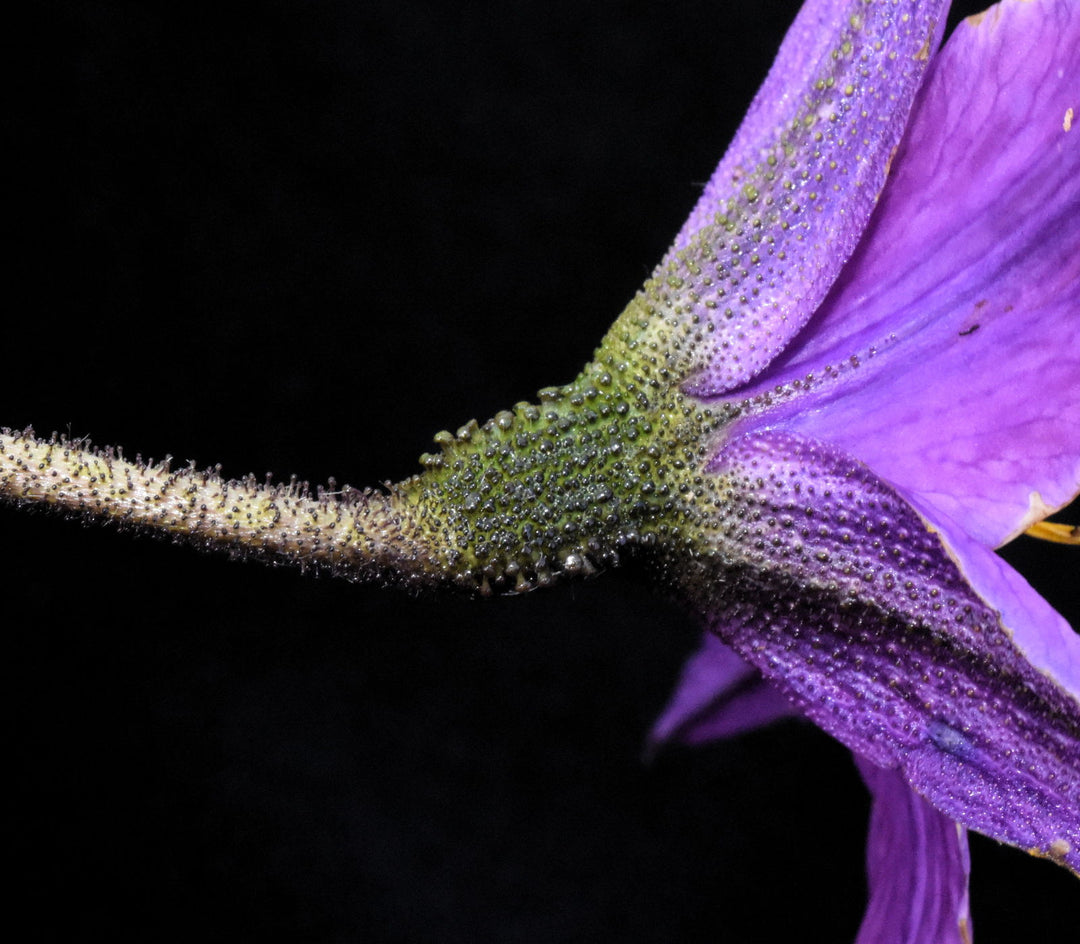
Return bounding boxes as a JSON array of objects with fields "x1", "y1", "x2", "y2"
[
  {"x1": 725, "y1": 0, "x2": 1080, "y2": 547},
  {"x1": 682, "y1": 429, "x2": 1080, "y2": 871},
  {"x1": 656, "y1": 0, "x2": 950, "y2": 395}
]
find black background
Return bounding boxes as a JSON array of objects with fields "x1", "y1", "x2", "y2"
[{"x1": 6, "y1": 1, "x2": 1077, "y2": 940}]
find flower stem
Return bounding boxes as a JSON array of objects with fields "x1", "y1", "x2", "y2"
[{"x1": 0, "y1": 428, "x2": 443, "y2": 589}]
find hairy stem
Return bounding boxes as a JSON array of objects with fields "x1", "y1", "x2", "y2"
[{"x1": 0, "y1": 428, "x2": 442, "y2": 589}]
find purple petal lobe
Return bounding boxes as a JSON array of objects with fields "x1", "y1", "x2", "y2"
[
  {"x1": 679, "y1": 429, "x2": 1080, "y2": 871},
  {"x1": 652, "y1": 0, "x2": 949, "y2": 396},
  {"x1": 725, "y1": 0, "x2": 1080, "y2": 547},
  {"x1": 903, "y1": 489, "x2": 1080, "y2": 703},
  {"x1": 853, "y1": 755, "x2": 972, "y2": 944},
  {"x1": 648, "y1": 632, "x2": 799, "y2": 752}
]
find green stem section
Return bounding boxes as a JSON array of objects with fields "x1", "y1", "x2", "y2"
[
  {"x1": 392, "y1": 293, "x2": 736, "y2": 594},
  {"x1": 0, "y1": 428, "x2": 441, "y2": 590}
]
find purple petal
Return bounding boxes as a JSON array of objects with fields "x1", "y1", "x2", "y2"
[
  {"x1": 648, "y1": 632, "x2": 799, "y2": 753},
  {"x1": 649, "y1": 0, "x2": 950, "y2": 396},
  {"x1": 725, "y1": 0, "x2": 1080, "y2": 547},
  {"x1": 684, "y1": 429, "x2": 1080, "y2": 872},
  {"x1": 854, "y1": 755, "x2": 972, "y2": 944},
  {"x1": 901, "y1": 488, "x2": 1080, "y2": 704}
]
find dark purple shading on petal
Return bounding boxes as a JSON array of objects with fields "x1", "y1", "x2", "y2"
[
  {"x1": 647, "y1": 632, "x2": 798, "y2": 752},
  {"x1": 680, "y1": 429, "x2": 1080, "y2": 872},
  {"x1": 726, "y1": 0, "x2": 1080, "y2": 548},
  {"x1": 853, "y1": 755, "x2": 972, "y2": 944},
  {"x1": 652, "y1": 0, "x2": 950, "y2": 396},
  {"x1": 900, "y1": 488, "x2": 1080, "y2": 718}
]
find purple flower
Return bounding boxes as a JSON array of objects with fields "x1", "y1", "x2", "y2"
[
  {"x1": 1, "y1": 0, "x2": 1077, "y2": 938},
  {"x1": 650, "y1": 0, "x2": 1079, "y2": 937}
]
